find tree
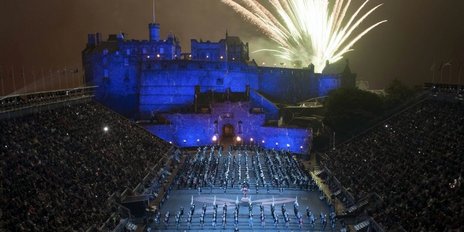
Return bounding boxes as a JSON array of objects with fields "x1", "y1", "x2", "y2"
[
  {"x1": 384, "y1": 79, "x2": 415, "y2": 109},
  {"x1": 324, "y1": 88, "x2": 384, "y2": 135}
]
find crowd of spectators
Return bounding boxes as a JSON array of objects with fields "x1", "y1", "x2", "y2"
[
  {"x1": 1, "y1": 101, "x2": 172, "y2": 231},
  {"x1": 320, "y1": 94, "x2": 464, "y2": 231},
  {"x1": 0, "y1": 87, "x2": 94, "y2": 113}
]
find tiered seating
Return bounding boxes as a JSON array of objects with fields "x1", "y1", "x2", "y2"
[
  {"x1": 320, "y1": 93, "x2": 464, "y2": 231},
  {"x1": 1, "y1": 101, "x2": 172, "y2": 231}
]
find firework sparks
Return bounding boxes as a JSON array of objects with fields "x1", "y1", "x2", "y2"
[{"x1": 222, "y1": 0, "x2": 387, "y2": 73}]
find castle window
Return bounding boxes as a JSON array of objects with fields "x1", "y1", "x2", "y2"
[
  {"x1": 160, "y1": 47, "x2": 165, "y2": 54},
  {"x1": 126, "y1": 49, "x2": 131, "y2": 55},
  {"x1": 103, "y1": 69, "x2": 109, "y2": 78},
  {"x1": 124, "y1": 58, "x2": 129, "y2": 66},
  {"x1": 142, "y1": 48, "x2": 147, "y2": 54},
  {"x1": 103, "y1": 49, "x2": 108, "y2": 55}
]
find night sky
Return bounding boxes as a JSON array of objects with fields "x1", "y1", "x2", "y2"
[{"x1": 1, "y1": 0, "x2": 464, "y2": 92}]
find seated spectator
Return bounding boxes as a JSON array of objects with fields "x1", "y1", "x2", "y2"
[
  {"x1": 1, "y1": 101, "x2": 172, "y2": 231},
  {"x1": 319, "y1": 93, "x2": 464, "y2": 231}
]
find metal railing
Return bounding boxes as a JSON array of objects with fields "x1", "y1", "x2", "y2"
[{"x1": 0, "y1": 86, "x2": 96, "y2": 119}]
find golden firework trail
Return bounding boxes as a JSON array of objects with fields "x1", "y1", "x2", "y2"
[{"x1": 222, "y1": 0, "x2": 387, "y2": 73}]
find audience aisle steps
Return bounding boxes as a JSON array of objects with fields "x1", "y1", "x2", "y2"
[
  {"x1": 151, "y1": 155, "x2": 187, "y2": 208},
  {"x1": 353, "y1": 219, "x2": 370, "y2": 231},
  {"x1": 345, "y1": 198, "x2": 369, "y2": 214}
]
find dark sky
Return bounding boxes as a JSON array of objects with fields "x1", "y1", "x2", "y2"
[{"x1": 1, "y1": 0, "x2": 464, "y2": 90}]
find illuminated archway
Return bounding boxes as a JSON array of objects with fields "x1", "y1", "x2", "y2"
[{"x1": 222, "y1": 124, "x2": 235, "y2": 138}]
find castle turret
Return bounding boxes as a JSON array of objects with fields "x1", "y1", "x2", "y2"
[
  {"x1": 96, "y1": 32, "x2": 101, "y2": 45},
  {"x1": 149, "y1": 23, "x2": 160, "y2": 41},
  {"x1": 308, "y1": 63, "x2": 315, "y2": 73},
  {"x1": 87, "y1": 34, "x2": 96, "y2": 48}
]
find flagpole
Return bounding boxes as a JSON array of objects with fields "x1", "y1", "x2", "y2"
[
  {"x1": 33, "y1": 69, "x2": 37, "y2": 93},
  {"x1": 74, "y1": 65, "x2": 78, "y2": 88},
  {"x1": 0, "y1": 66, "x2": 4, "y2": 96},
  {"x1": 432, "y1": 68, "x2": 435, "y2": 84},
  {"x1": 152, "y1": 0, "x2": 156, "y2": 23},
  {"x1": 458, "y1": 64, "x2": 462, "y2": 88},
  {"x1": 59, "y1": 66, "x2": 63, "y2": 90},
  {"x1": 12, "y1": 65, "x2": 16, "y2": 94},
  {"x1": 41, "y1": 68, "x2": 45, "y2": 92},
  {"x1": 65, "y1": 66, "x2": 68, "y2": 89},
  {"x1": 49, "y1": 68, "x2": 53, "y2": 92},
  {"x1": 22, "y1": 66, "x2": 26, "y2": 94},
  {"x1": 1, "y1": 75, "x2": 4, "y2": 97},
  {"x1": 81, "y1": 67, "x2": 84, "y2": 87},
  {"x1": 431, "y1": 61, "x2": 436, "y2": 84},
  {"x1": 71, "y1": 66, "x2": 75, "y2": 88},
  {"x1": 441, "y1": 62, "x2": 452, "y2": 84},
  {"x1": 448, "y1": 62, "x2": 452, "y2": 84},
  {"x1": 440, "y1": 64, "x2": 444, "y2": 84}
]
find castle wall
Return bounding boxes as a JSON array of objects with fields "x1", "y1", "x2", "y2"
[
  {"x1": 83, "y1": 52, "x2": 140, "y2": 119},
  {"x1": 83, "y1": 31, "x2": 350, "y2": 121},
  {"x1": 144, "y1": 102, "x2": 311, "y2": 153},
  {"x1": 257, "y1": 67, "x2": 343, "y2": 103},
  {"x1": 120, "y1": 40, "x2": 181, "y2": 60},
  {"x1": 257, "y1": 67, "x2": 320, "y2": 103},
  {"x1": 249, "y1": 90, "x2": 279, "y2": 120},
  {"x1": 138, "y1": 61, "x2": 259, "y2": 118},
  {"x1": 83, "y1": 26, "x2": 350, "y2": 152},
  {"x1": 145, "y1": 124, "x2": 311, "y2": 153},
  {"x1": 191, "y1": 40, "x2": 226, "y2": 61},
  {"x1": 257, "y1": 126, "x2": 311, "y2": 153},
  {"x1": 144, "y1": 102, "x2": 265, "y2": 146},
  {"x1": 318, "y1": 75, "x2": 342, "y2": 96},
  {"x1": 85, "y1": 53, "x2": 344, "y2": 120}
]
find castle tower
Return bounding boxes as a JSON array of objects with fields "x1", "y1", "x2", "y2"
[
  {"x1": 149, "y1": 23, "x2": 160, "y2": 41},
  {"x1": 149, "y1": 0, "x2": 160, "y2": 41}
]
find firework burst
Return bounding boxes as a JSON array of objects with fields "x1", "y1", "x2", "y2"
[{"x1": 222, "y1": 0, "x2": 387, "y2": 73}]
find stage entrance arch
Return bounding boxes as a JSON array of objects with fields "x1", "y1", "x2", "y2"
[
  {"x1": 222, "y1": 124, "x2": 235, "y2": 138},
  {"x1": 220, "y1": 124, "x2": 235, "y2": 147}
]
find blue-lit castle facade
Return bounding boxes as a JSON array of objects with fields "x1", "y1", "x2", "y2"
[{"x1": 83, "y1": 22, "x2": 355, "y2": 153}]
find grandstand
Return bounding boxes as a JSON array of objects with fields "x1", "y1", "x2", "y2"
[
  {"x1": 1, "y1": 88, "x2": 175, "y2": 231},
  {"x1": 319, "y1": 87, "x2": 464, "y2": 231}
]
